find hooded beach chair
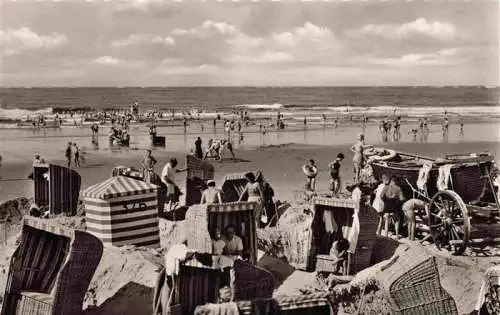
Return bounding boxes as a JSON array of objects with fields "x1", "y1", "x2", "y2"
[{"x1": 1, "y1": 216, "x2": 103, "y2": 315}]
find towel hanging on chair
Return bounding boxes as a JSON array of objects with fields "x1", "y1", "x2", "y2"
[
  {"x1": 437, "y1": 165, "x2": 453, "y2": 191},
  {"x1": 417, "y1": 163, "x2": 432, "y2": 191},
  {"x1": 323, "y1": 210, "x2": 338, "y2": 234}
]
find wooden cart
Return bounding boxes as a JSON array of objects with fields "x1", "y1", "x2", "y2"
[{"x1": 369, "y1": 149, "x2": 500, "y2": 255}]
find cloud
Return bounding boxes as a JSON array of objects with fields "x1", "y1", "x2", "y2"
[
  {"x1": 91, "y1": 56, "x2": 144, "y2": 68},
  {"x1": 0, "y1": 27, "x2": 67, "y2": 55},
  {"x1": 272, "y1": 22, "x2": 334, "y2": 47},
  {"x1": 112, "y1": 34, "x2": 174, "y2": 47},
  {"x1": 172, "y1": 21, "x2": 237, "y2": 37},
  {"x1": 357, "y1": 48, "x2": 463, "y2": 67},
  {"x1": 353, "y1": 18, "x2": 457, "y2": 41},
  {"x1": 230, "y1": 51, "x2": 294, "y2": 64}
]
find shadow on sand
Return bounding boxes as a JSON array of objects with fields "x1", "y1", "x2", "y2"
[{"x1": 84, "y1": 282, "x2": 153, "y2": 315}]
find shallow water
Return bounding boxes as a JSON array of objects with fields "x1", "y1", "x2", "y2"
[{"x1": 0, "y1": 121, "x2": 498, "y2": 163}]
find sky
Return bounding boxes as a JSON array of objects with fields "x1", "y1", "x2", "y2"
[{"x1": 0, "y1": 0, "x2": 498, "y2": 87}]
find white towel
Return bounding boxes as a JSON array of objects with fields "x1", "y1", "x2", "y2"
[
  {"x1": 437, "y1": 165, "x2": 453, "y2": 191},
  {"x1": 347, "y1": 201, "x2": 360, "y2": 253},
  {"x1": 372, "y1": 183, "x2": 385, "y2": 213},
  {"x1": 417, "y1": 163, "x2": 432, "y2": 191}
]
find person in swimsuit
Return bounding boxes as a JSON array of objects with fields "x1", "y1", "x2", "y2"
[
  {"x1": 351, "y1": 134, "x2": 365, "y2": 183},
  {"x1": 402, "y1": 198, "x2": 427, "y2": 241},
  {"x1": 302, "y1": 159, "x2": 318, "y2": 192},
  {"x1": 140, "y1": 149, "x2": 157, "y2": 181},
  {"x1": 328, "y1": 153, "x2": 345, "y2": 196},
  {"x1": 239, "y1": 172, "x2": 264, "y2": 225},
  {"x1": 381, "y1": 176, "x2": 406, "y2": 239},
  {"x1": 201, "y1": 180, "x2": 222, "y2": 205}
]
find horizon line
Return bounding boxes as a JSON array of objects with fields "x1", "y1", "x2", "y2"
[{"x1": 1, "y1": 85, "x2": 499, "y2": 89}]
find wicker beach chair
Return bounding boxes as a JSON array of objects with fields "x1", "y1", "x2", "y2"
[
  {"x1": 221, "y1": 173, "x2": 251, "y2": 203},
  {"x1": 168, "y1": 257, "x2": 275, "y2": 315},
  {"x1": 33, "y1": 164, "x2": 81, "y2": 216},
  {"x1": 382, "y1": 247, "x2": 458, "y2": 315},
  {"x1": 307, "y1": 197, "x2": 379, "y2": 275},
  {"x1": 194, "y1": 292, "x2": 337, "y2": 315},
  {"x1": 185, "y1": 201, "x2": 259, "y2": 265},
  {"x1": 476, "y1": 266, "x2": 500, "y2": 314},
  {"x1": 1, "y1": 216, "x2": 103, "y2": 315}
]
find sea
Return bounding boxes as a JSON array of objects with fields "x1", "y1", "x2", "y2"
[
  {"x1": 1, "y1": 86, "x2": 499, "y2": 122},
  {"x1": 0, "y1": 86, "x2": 499, "y2": 166}
]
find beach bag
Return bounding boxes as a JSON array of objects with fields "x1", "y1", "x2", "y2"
[{"x1": 260, "y1": 206, "x2": 268, "y2": 225}]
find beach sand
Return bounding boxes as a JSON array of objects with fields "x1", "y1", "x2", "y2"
[
  {"x1": 0, "y1": 128, "x2": 499, "y2": 315},
  {"x1": 1, "y1": 138, "x2": 499, "y2": 203}
]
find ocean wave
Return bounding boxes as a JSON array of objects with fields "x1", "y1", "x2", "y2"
[
  {"x1": 0, "y1": 107, "x2": 54, "y2": 121},
  {"x1": 235, "y1": 103, "x2": 284, "y2": 110}
]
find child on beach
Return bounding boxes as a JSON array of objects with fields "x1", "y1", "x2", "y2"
[
  {"x1": 302, "y1": 159, "x2": 318, "y2": 192},
  {"x1": 329, "y1": 237, "x2": 350, "y2": 274},
  {"x1": 328, "y1": 153, "x2": 345, "y2": 196}
]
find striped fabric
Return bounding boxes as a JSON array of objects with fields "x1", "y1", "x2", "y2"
[
  {"x1": 176, "y1": 264, "x2": 223, "y2": 315},
  {"x1": 236, "y1": 293, "x2": 335, "y2": 315},
  {"x1": 1, "y1": 222, "x2": 71, "y2": 315},
  {"x1": 81, "y1": 176, "x2": 158, "y2": 200},
  {"x1": 33, "y1": 164, "x2": 81, "y2": 216},
  {"x1": 221, "y1": 173, "x2": 250, "y2": 203},
  {"x1": 313, "y1": 197, "x2": 356, "y2": 209},
  {"x1": 84, "y1": 190, "x2": 160, "y2": 247}
]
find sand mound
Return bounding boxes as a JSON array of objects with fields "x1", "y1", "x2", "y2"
[{"x1": 83, "y1": 245, "x2": 162, "y2": 315}]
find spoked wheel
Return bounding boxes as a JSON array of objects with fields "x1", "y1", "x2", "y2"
[{"x1": 427, "y1": 190, "x2": 471, "y2": 255}]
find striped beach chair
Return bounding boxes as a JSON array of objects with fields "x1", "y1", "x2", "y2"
[{"x1": 1, "y1": 216, "x2": 103, "y2": 315}]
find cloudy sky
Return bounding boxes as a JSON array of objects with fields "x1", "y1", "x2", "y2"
[{"x1": 0, "y1": 0, "x2": 498, "y2": 86}]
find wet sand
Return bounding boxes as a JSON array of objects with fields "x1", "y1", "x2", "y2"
[{"x1": 1, "y1": 138, "x2": 499, "y2": 204}]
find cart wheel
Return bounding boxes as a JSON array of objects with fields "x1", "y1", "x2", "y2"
[{"x1": 427, "y1": 190, "x2": 471, "y2": 255}]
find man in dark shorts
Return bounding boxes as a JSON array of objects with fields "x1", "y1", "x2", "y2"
[
  {"x1": 381, "y1": 176, "x2": 406, "y2": 239},
  {"x1": 65, "y1": 142, "x2": 72, "y2": 168},
  {"x1": 328, "y1": 153, "x2": 345, "y2": 196}
]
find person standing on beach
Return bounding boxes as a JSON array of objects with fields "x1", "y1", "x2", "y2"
[
  {"x1": 65, "y1": 142, "x2": 72, "y2": 168},
  {"x1": 302, "y1": 159, "x2": 318, "y2": 192},
  {"x1": 194, "y1": 137, "x2": 203, "y2": 159},
  {"x1": 402, "y1": 198, "x2": 427, "y2": 241},
  {"x1": 381, "y1": 176, "x2": 405, "y2": 239},
  {"x1": 442, "y1": 117, "x2": 449, "y2": 137},
  {"x1": 328, "y1": 153, "x2": 345, "y2": 196},
  {"x1": 161, "y1": 158, "x2": 188, "y2": 210},
  {"x1": 459, "y1": 121, "x2": 464, "y2": 135},
  {"x1": 393, "y1": 117, "x2": 401, "y2": 140},
  {"x1": 73, "y1": 143, "x2": 80, "y2": 167},
  {"x1": 140, "y1": 149, "x2": 157, "y2": 181},
  {"x1": 239, "y1": 172, "x2": 264, "y2": 225},
  {"x1": 351, "y1": 134, "x2": 365, "y2": 183}
]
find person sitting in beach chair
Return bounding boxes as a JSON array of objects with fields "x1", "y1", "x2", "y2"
[
  {"x1": 402, "y1": 198, "x2": 428, "y2": 241},
  {"x1": 329, "y1": 237, "x2": 350, "y2": 274},
  {"x1": 302, "y1": 159, "x2": 318, "y2": 192},
  {"x1": 222, "y1": 225, "x2": 244, "y2": 257},
  {"x1": 212, "y1": 228, "x2": 226, "y2": 255}
]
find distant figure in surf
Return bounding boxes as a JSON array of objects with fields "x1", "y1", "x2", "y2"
[{"x1": 459, "y1": 122, "x2": 464, "y2": 135}]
